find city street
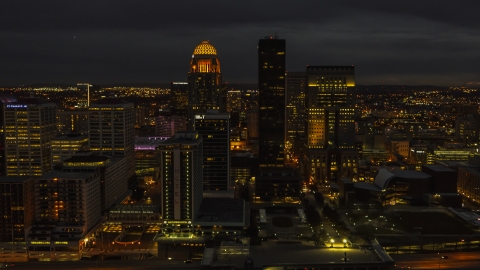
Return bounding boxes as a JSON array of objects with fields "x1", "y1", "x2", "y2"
[
  {"x1": 11, "y1": 260, "x2": 200, "y2": 270},
  {"x1": 392, "y1": 251, "x2": 480, "y2": 269}
]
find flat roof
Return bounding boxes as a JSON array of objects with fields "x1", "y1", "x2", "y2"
[
  {"x1": 392, "y1": 170, "x2": 431, "y2": 179},
  {"x1": 195, "y1": 198, "x2": 244, "y2": 224},
  {"x1": 423, "y1": 164, "x2": 456, "y2": 172},
  {"x1": 64, "y1": 153, "x2": 110, "y2": 162},
  {"x1": 0, "y1": 176, "x2": 33, "y2": 183},
  {"x1": 39, "y1": 171, "x2": 98, "y2": 179}
]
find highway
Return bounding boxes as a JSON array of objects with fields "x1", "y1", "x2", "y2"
[{"x1": 392, "y1": 251, "x2": 480, "y2": 269}]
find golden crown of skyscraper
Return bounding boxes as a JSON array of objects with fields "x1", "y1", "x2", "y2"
[{"x1": 193, "y1": 40, "x2": 217, "y2": 55}]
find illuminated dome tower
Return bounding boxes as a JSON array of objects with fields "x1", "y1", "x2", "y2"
[{"x1": 188, "y1": 40, "x2": 225, "y2": 129}]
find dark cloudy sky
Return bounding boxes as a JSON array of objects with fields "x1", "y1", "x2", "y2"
[{"x1": 1, "y1": 0, "x2": 480, "y2": 86}]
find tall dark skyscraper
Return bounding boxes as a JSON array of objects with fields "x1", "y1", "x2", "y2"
[
  {"x1": 187, "y1": 41, "x2": 225, "y2": 129},
  {"x1": 258, "y1": 36, "x2": 286, "y2": 167},
  {"x1": 194, "y1": 110, "x2": 230, "y2": 191}
]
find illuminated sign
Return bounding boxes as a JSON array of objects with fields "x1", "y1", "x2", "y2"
[
  {"x1": 195, "y1": 115, "x2": 205, "y2": 119},
  {"x1": 6, "y1": 105, "x2": 27, "y2": 108},
  {"x1": 164, "y1": 220, "x2": 191, "y2": 224}
]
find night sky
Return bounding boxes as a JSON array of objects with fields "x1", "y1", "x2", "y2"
[{"x1": 1, "y1": 0, "x2": 480, "y2": 86}]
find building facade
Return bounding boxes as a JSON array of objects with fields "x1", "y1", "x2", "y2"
[
  {"x1": 194, "y1": 110, "x2": 230, "y2": 191},
  {"x1": 285, "y1": 71, "x2": 306, "y2": 163},
  {"x1": 158, "y1": 132, "x2": 203, "y2": 227},
  {"x1": 88, "y1": 98, "x2": 135, "y2": 181},
  {"x1": 4, "y1": 99, "x2": 57, "y2": 176},
  {"x1": 258, "y1": 36, "x2": 286, "y2": 167},
  {"x1": 188, "y1": 41, "x2": 225, "y2": 129},
  {"x1": 51, "y1": 133, "x2": 89, "y2": 166},
  {"x1": 304, "y1": 66, "x2": 358, "y2": 185},
  {"x1": 62, "y1": 151, "x2": 129, "y2": 212},
  {"x1": 170, "y1": 82, "x2": 189, "y2": 110}
]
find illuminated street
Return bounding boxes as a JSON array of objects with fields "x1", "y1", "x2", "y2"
[{"x1": 392, "y1": 251, "x2": 480, "y2": 269}]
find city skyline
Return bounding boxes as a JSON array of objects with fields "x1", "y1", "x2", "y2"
[{"x1": 2, "y1": 0, "x2": 480, "y2": 87}]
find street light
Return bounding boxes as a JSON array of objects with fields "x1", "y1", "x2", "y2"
[
  {"x1": 343, "y1": 239, "x2": 347, "y2": 248},
  {"x1": 330, "y1": 239, "x2": 335, "y2": 248}
]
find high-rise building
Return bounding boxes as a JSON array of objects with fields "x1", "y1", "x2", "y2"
[
  {"x1": 4, "y1": 99, "x2": 57, "y2": 176},
  {"x1": 170, "y1": 82, "x2": 189, "y2": 110},
  {"x1": 305, "y1": 66, "x2": 356, "y2": 149},
  {"x1": 188, "y1": 41, "x2": 225, "y2": 129},
  {"x1": 304, "y1": 66, "x2": 358, "y2": 185},
  {"x1": 455, "y1": 114, "x2": 480, "y2": 145},
  {"x1": 0, "y1": 96, "x2": 16, "y2": 176},
  {"x1": 227, "y1": 90, "x2": 242, "y2": 113},
  {"x1": 155, "y1": 110, "x2": 187, "y2": 137},
  {"x1": 194, "y1": 110, "x2": 230, "y2": 191},
  {"x1": 88, "y1": 98, "x2": 135, "y2": 181},
  {"x1": 0, "y1": 176, "x2": 34, "y2": 261},
  {"x1": 51, "y1": 133, "x2": 89, "y2": 166},
  {"x1": 76, "y1": 83, "x2": 92, "y2": 108},
  {"x1": 57, "y1": 109, "x2": 89, "y2": 135},
  {"x1": 27, "y1": 171, "x2": 102, "y2": 260},
  {"x1": 62, "y1": 151, "x2": 129, "y2": 212},
  {"x1": 285, "y1": 72, "x2": 306, "y2": 163},
  {"x1": 246, "y1": 108, "x2": 259, "y2": 141},
  {"x1": 158, "y1": 132, "x2": 203, "y2": 226},
  {"x1": 258, "y1": 36, "x2": 286, "y2": 167},
  {"x1": 0, "y1": 177, "x2": 34, "y2": 242}
]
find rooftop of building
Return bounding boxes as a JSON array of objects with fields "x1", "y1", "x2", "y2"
[
  {"x1": 423, "y1": 164, "x2": 456, "y2": 172},
  {"x1": 135, "y1": 136, "x2": 169, "y2": 151},
  {"x1": 160, "y1": 131, "x2": 202, "y2": 145},
  {"x1": 195, "y1": 198, "x2": 245, "y2": 224},
  {"x1": 436, "y1": 160, "x2": 476, "y2": 167},
  {"x1": 6, "y1": 97, "x2": 56, "y2": 106},
  {"x1": 0, "y1": 176, "x2": 33, "y2": 183},
  {"x1": 306, "y1": 65, "x2": 355, "y2": 71},
  {"x1": 39, "y1": 170, "x2": 99, "y2": 181},
  {"x1": 63, "y1": 152, "x2": 110, "y2": 163},
  {"x1": 108, "y1": 204, "x2": 160, "y2": 213},
  {"x1": 193, "y1": 40, "x2": 217, "y2": 56},
  {"x1": 391, "y1": 169, "x2": 431, "y2": 179}
]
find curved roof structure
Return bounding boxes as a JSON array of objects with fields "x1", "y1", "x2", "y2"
[
  {"x1": 193, "y1": 40, "x2": 217, "y2": 55},
  {"x1": 374, "y1": 168, "x2": 395, "y2": 190}
]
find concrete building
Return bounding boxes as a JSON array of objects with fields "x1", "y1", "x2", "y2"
[
  {"x1": 227, "y1": 90, "x2": 242, "y2": 113},
  {"x1": 51, "y1": 133, "x2": 89, "y2": 166},
  {"x1": 88, "y1": 98, "x2": 135, "y2": 183},
  {"x1": 254, "y1": 167, "x2": 301, "y2": 203},
  {"x1": 28, "y1": 171, "x2": 101, "y2": 261},
  {"x1": 385, "y1": 140, "x2": 409, "y2": 161},
  {"x1": 57, "y1": 109, "x2": 89, "y2": 135},
  {"x1": 0, "y1": 177, "x2": 34, "y2": 262},
  {"x1": 158, "y1": 132, "x2": 203, "y2": 227},
  {"x1": 422, "y1": 164, "x2": 457, "y2": 193},
  {"x1": 155, "y1": 110, "x2": 187, "y2": 137},
  {"x1": 458, "y1": 166, "x2": 480, "y2": 206},
  {"x1": 4, "y1": 98, "x2": 57, "y2": 176},
  {"x1": 62, "y1": 151, "x2": 129, "y2": 212}
]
